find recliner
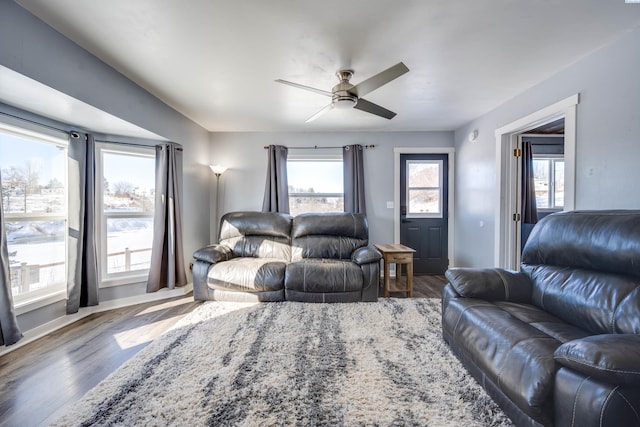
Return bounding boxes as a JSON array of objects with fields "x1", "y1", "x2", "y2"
[{"x1": 442, "y1": 210, "x2": 640, "y2": 427}]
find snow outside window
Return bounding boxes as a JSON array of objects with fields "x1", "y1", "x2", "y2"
[
  {"x1": 97, "y1": 144, "x2": 155, "y2": 286},
  {"x1": 287, "y1": 153, "x2": 344, "y2": 216},
  {"x1": 0, "y1": 123, "x2": 68, "y2": 307},
  {"x1": 533, "y1": 156, "x2": 564, "y2": 210}
]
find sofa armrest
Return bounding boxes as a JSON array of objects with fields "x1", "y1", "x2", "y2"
[
  {"x1": 444, "y1": 267, "x2": 532, "y2": 302},
  {"x1": 554, "y1": 334, "x2": 640, "y2": 387},
  {"x1": 193, "y1": 244, "x2": 232, "y2": 264},
  {"x1": 352, "y1": 246, "x2": 382, "y2": 265}
]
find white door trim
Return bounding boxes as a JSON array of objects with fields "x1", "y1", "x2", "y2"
[
  {"x1": 393, "y1": 147, "x2": 456, "y2": 268},
  {"x1": 494, "y1": 93, "x2": 579, "y2": 268}
]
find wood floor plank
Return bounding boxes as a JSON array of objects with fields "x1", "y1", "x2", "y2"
[{"x1": 0, "y1": 276, "x2": 447, "y2": 427}]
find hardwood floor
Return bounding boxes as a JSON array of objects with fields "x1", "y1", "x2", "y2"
[
  {"x1": 0, "y1": 297, "x2": 201, "y2": 427},
  {"x1": 0, "y1": 276, "x2": 446, "y2": 427}
]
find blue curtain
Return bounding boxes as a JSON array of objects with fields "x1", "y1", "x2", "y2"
[
  {"x1": 521, "y1": 141, "x2": 539, "y2": 224},
  {"x1": 146, "y1": 143, "x2": 187, "y2": 292},
  {"x1": 0, "y1": 169, "x2": 22, "y2": 346},
  {"x1": 343, "y1": 144, "x2": 366, "y2": 214},
  {"x1": 67, "y1": 132, "x2": 99, "y2": 314},
  {"x1": 262, "y1": 145, "x2": 289, "y2": 213}
]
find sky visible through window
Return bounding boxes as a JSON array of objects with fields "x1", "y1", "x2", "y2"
[
  {"x1": 103, "y1": 151, "x2": 155, "y2": 196},
  {"x1": 287, "y1": 160, "x2": 343, "y2": 193},
  {"x1": 0, "y1": 133, "x2": 65, "y2": 185}
]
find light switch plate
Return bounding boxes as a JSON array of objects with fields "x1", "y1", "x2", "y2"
[{"x1": 386, "y1": 201, "x2": 394, "y2": 209}]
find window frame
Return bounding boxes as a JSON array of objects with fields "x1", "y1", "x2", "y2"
[
  {"x1": 96, "y1": 143, "x2": 155, "y2": 287},
  {"x1": 0, "y1": 119, "x2": 69, "y2": 309},
  {"x1": 533, "y1": 155, "x2": 565, "y2": 211},
  {"x1": 286, "y1": 150, "x2": 344, "y2": 216},
  {"x1": 405, "y1": 159, "x2": 444, "y2": 219}
]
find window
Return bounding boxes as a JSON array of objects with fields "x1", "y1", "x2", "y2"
[
  {"x1": 0, "y1": 123, "x2": 68, "y2": 306},
  {"x1": 97, "y1": 145, "x2": 155, "y2": 284},
  {"x1": 406, "y1": 159, "x2": 443, "y2": 218},
  {"x1": 287, "y1": 154, "x2": 343, "y2": 216},
  {"x1": 533, "y1": 157, "x2": 564, "y2": 209}
]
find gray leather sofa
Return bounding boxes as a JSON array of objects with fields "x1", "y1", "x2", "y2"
[
  {"x1": 442, "y1": 210, "x2": 640, "y2": 427},
  {"x1": 192, "y1": 211, "x2": 382, "y2": 303}
]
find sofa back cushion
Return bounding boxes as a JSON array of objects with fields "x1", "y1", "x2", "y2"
[
  {"x1": 521, "y1": 210, "x2": 640, "y2": 334},
  {"x1": 219, "y1": 211, "x2": 292, "y2": 260},
  {"x1": 291, "y1": 212, "x2": 368, "y2": 261}
]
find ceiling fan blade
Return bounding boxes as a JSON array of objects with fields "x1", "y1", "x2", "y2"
[
  {"x1": 353, "y1": 98, "x2": 396, "y2": 120},
  {"x1": 349, "y1": 62, "x2": 409, "y2": 97},
  {"x1": 275, "y1": 79, "x2": 333, "y2": 97},
  {"x1": 305, "y1": 103, "x2": 335, "y2": 122}
]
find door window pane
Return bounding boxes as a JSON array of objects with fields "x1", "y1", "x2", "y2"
[
  {"x1": 409, "y1": 162, "x2": 439, "y2": 188},
  {"x1": 408, "y1": 189, "x2": 440, "y2": 214},
  {"x1": 406, "y1": 160, "x2": 442, "y2": 217}
]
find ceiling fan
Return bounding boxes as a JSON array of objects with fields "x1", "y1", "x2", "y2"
[{"x1": 275, "y1": 62, "x2": 409, "y2": 122}]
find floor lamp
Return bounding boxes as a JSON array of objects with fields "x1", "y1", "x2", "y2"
[{"x1": 210, "y1": 164, "x2": 228, "y2": 242}]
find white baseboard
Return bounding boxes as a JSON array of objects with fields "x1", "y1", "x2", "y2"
[{"x1": 0, "y1": 283, "x2": 193, "y2": 357}]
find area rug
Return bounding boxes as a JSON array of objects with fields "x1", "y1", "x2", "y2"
[{"x1": 53, "y1": 299, "x2": 512, "y2": 426}]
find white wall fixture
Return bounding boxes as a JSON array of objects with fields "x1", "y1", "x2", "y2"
[{"x1": 468, "y1": 129, "x2": 479, "y2": 143}]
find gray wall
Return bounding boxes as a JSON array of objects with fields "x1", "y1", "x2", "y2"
[
  {"x1": 453, "y1": 25, "x2": 640, "y2": 267},
  {"x1": 210, "y1": 131, "x2": 454, "y2": 245},
  {"x1": 1, "y1": 1, "x2": 212, "y2": 331}
]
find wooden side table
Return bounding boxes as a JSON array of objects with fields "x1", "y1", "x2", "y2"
[{"x1": 374, "y1": 243, "x2": 416, "y2": 298}]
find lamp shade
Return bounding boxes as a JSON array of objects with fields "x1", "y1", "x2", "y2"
[{"x1": 209, "y1": 164, "x2": 228, "y2": 175}]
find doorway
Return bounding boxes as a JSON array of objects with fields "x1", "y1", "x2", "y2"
[
  {"x1": 393, "y1": 147, "x2": 455, "y2": 274},
  {"x1": 494, "y1": 94, "x2": 578, "y2": 269},
  {"x1": 400, "y1": 153, "x2": 449, "y2": 274}
]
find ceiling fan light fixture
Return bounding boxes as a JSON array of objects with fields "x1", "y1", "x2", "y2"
[{"x1": 333, "y1": 94, "x2": 358, "y2": 109}]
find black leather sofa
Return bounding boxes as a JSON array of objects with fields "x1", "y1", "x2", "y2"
[
  {"x1": 192, "y1": 211, "x2": 382, "y2": 303},
  {"x1": 442, "y1": 210, "x2": 640, "y2": 427}
]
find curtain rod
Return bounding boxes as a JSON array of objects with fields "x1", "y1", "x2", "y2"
[
  {"x1": 1, "y1": 110, "x2": 182, "y2": 151},
  {"x1": 93, "y1": 137, "x2": 183, "y2": 151},
  {"x1": 263, "y1": 144, "x2": 375, "y2": 150},
  {"x1": 0, "y1": 110, "x2": 69, "y2": 135}
]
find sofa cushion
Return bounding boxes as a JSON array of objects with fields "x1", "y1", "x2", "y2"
[
  {"x1": 219, "y1": 211, "x2": 292, "y2": 260},
  {"x1": 554, "y1": 334, "x2": 640, "y2": 386},
  {"x1": 494, "y1": 301, "x2": 589, "y2": 343},
  {"x1": 522, "y1": 210, "x2": 640, "y2": 279},
  {"x1": 207, "y1": 257, "x2": 286, "y2": 293},
  {"x1": 291, "y1": 213, "x2": 368, "y2": 260},
  {"x1": 442, "y1": 298, "x2": 561, "y2": 420},
  {"x1": 522, "y1": 264, "x2": 640, "y2": 334},
  {"x1": 285, "y1": 260, "x2": 363, "y2": 293}
]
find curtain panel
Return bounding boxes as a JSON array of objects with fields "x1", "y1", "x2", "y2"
[
  {"x1": 343, "y1": 144, "x2": 367, "y2": 214},
  {"x1": 0, "y1": 169, "x2": 22, "y2": 346},
  {"x1": 67, "y1": 132, "x2": 99, "y2": 314},
  {"x1": 146, "y1": 143, "x2": 187, "y2": 292},
  {"x1": 521, "y1": 141, "x2": 539, "y2": 224},
  {"x1": 262, "y1": 145, "x2": 289, "y2": 213}
]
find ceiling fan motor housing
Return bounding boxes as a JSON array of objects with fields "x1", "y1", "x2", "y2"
[{"x1": 332, "y1": 69, "x2": 358, "y2": 108}]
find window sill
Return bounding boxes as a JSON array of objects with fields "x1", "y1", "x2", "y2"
[
  {"x1": 100, "y1": 273, "x2": 149, "y2": 288},
  {"x1": 14, "y1": 290, "x2": 66, "y2": 316}
]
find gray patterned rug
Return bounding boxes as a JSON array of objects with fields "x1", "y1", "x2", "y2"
[{"x1": 53, "y1": 299, "x2": 512, "y2": 426}]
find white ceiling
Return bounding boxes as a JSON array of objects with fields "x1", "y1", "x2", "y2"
[{"x1": 11, "y1": 0, "x2": 640, "y2": 132}]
